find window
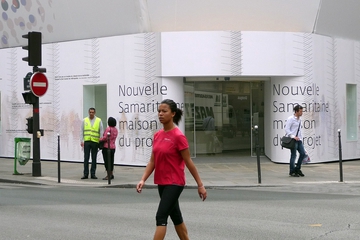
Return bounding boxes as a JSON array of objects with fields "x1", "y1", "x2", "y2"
[{"x1": 346, "y1": 84, "x2": 357, "y2": 141}]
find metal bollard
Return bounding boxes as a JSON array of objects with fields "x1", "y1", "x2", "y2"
[
  {"x1": 338, "y1": 129, "x2": 343, "y2": 182},
  {"x1": 57, "y1": 134, "x2": 61, "y2": 183},
  {"x1": 107, "y1": 132, "x2": 111, "y2": 185},
  {"x1": 254, "y1": 125, "x2": 261, "y2": 184}
]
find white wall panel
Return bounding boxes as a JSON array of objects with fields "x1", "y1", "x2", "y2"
[
  {"x1": 161, "y1": 31, "x2": 303, "y2": 77},
  {"x1": 161, "y1": 31, "x2": 230, "y2": 76},
  {"x1": 241, "y1": 32, "x2": 303, "y2": 76}
]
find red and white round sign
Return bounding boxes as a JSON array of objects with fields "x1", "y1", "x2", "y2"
[{"x1": 30, "y1": 72, "x2": 48, "y2": 97}]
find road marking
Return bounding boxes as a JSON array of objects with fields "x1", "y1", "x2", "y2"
[{"x1": 309, "y1": 224, "x2": 322, "y2": 227}]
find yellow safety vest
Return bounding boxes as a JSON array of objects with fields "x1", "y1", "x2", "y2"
[{"x1": 83, "y1": 117, "x2": 101, "y2": 143}]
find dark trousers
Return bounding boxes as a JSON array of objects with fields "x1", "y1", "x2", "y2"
[
  {"x1": 83, "y1": 141, "x2": 99, "y2": 176},
  {"x1": 156, "y1": 185, "x2": 184, "y2": 226},
  {"x1": 102, "y1": 148, "x2": 115, "y2": 171},
  {"x1": 289, "y1": 140, "x2": 306, "y2": 174}
]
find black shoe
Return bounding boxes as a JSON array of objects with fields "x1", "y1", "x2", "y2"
[
  {"x1": 102, "y1": 175, "x2": 114, "y2": 180},
  {"x1": 81, "y1": 175, "x2": 88, "y2": 179},
  {"x1": 289, "y1": 172, "x2": 299, "y2": 177},
  {"x1": 91, "y1": 175, "x2": 98, "y2": 179},
  {"x1": 296, "y1": 169, "x2": 305, "y2": 177}
]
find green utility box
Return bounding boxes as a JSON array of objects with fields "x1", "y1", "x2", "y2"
[{"x1": 14, "y1": 138, "x2": 31, "y2": 175}]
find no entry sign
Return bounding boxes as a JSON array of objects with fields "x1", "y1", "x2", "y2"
[{"x1": 30, "y1": 72, "x2": 48, "y2": 97}]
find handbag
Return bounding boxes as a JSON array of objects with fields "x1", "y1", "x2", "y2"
[
  {"x1": 280, "y1": 136, "x2": 296, "y2": 149},
  {"x1": 280, "y1": 122, "x2": 300, "y2": 149},
  {"x1": 98, "y1": 140, "x2": 105, "y2": 150}
]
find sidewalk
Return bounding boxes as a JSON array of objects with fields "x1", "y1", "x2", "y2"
[{"x1": 1, "y1": 155, "x2": 360, "y2": 188}]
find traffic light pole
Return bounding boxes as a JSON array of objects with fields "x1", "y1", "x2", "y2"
[
  {"x1": 32, "y1": 95, "x2": 41, "y2": 176},
  {"x1": 22, "y1": 31, "x2": 45, "y2": 177}
]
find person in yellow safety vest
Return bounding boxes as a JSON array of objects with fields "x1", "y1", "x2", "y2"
[{"x1": 80, "y1": 107, "x2": 104, "y2": 179}]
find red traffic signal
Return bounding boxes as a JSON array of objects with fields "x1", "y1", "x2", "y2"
[{"x1": 22, "y1": 32, "x2": 42, "y2": 67}]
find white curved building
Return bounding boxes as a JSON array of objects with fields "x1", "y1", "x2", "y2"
[{"x1": 0, "y1": 0, "x2": 359, "y2": 165}]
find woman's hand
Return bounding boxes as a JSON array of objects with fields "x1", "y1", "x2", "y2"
[
  {"x1": 198, "y1": 185, "x2": 207, "y2": 201},
  {"x1": 136, "y1": 180, "x2": 145, "y2": 193}
]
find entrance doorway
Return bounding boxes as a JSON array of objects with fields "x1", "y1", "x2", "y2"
[
  {"x1": 83, "y1": 85, "x2": 107, "y2": 127},
  {"x1": 184, "y1": 80, "x2": 264, "y2": 158}
]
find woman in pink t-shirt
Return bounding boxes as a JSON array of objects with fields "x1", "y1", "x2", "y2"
[{"x1": 137, "y1": 99, "x2": 207, "y2": 240}]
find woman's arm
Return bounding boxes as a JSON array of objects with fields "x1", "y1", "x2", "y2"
[
  {"x1": 181, "y1": 148, "x2": 207, "y2": 201},
  {"x1": 136, "y1": 153, "x2": 155, "y2": 193},
  {"x1": 99, "y1": 127, "x2": 109, "y2": 142}
]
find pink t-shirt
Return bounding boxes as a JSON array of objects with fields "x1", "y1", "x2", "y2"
[{"x1": 153, "y1": 127, "x2": 189, "y2": 186}]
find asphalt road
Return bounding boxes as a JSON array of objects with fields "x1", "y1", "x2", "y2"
[{"x1": 1, "y1": 184, "x2": 360, "y2": 240}]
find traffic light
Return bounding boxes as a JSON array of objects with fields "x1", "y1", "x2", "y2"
[
  {"x1": 26, "y1": 117, "x2": 33, "y2": 134},
  {"x1": 22, "y1": 91, "x2": 37, "y2": 104},
  {"x1": 22, "y1": 32, "x2": 42, "y2": 66},
  {"x1": 23, "y1": 72, "x2": 33, "y2": 91}
]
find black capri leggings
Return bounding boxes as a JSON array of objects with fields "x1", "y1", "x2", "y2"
[{"x1": 156, "y1": 185, "x2": 184, "y2": 226}]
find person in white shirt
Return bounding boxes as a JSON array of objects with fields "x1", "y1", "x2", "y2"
[{"x1": 284, "y1": 105, "x2": 306, "y2": 177}]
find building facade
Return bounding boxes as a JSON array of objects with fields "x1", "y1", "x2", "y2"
[{"x1": 1, "y1": 30, "x2": 359, "y2": 165}]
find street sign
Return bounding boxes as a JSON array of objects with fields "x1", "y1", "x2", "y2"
[{"x1": 30, "y1": 72, "x2": 48, "y2": 97}]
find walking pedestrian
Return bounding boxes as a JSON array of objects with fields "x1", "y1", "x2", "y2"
[
  {"x1": 285, "y1": 104, "x2": 306, "y2": 177},
  {"x1": 136, "y1": 99, "x2": 207, "y2": 240}
]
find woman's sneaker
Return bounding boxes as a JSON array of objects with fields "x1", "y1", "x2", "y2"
[
  {"x1": 296, "y1": 169, "x2": 305, "y2": 177},
  {"x1": 289, "y1": 172, "x2": 299, "y2": 177}
]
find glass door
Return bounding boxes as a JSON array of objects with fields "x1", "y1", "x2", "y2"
[
  {"x1": 184, "y1": 80, "x2": 264, "y2": 158},
  {"x1": 193, "y1": 82, "x2": 223, "y2": 156},
  {"x1": 223, "y1": 82, "x2": 251, "y2": 155},
  {"x1": 184, "y1": 82, "x2": 195, "y2": 157}
]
